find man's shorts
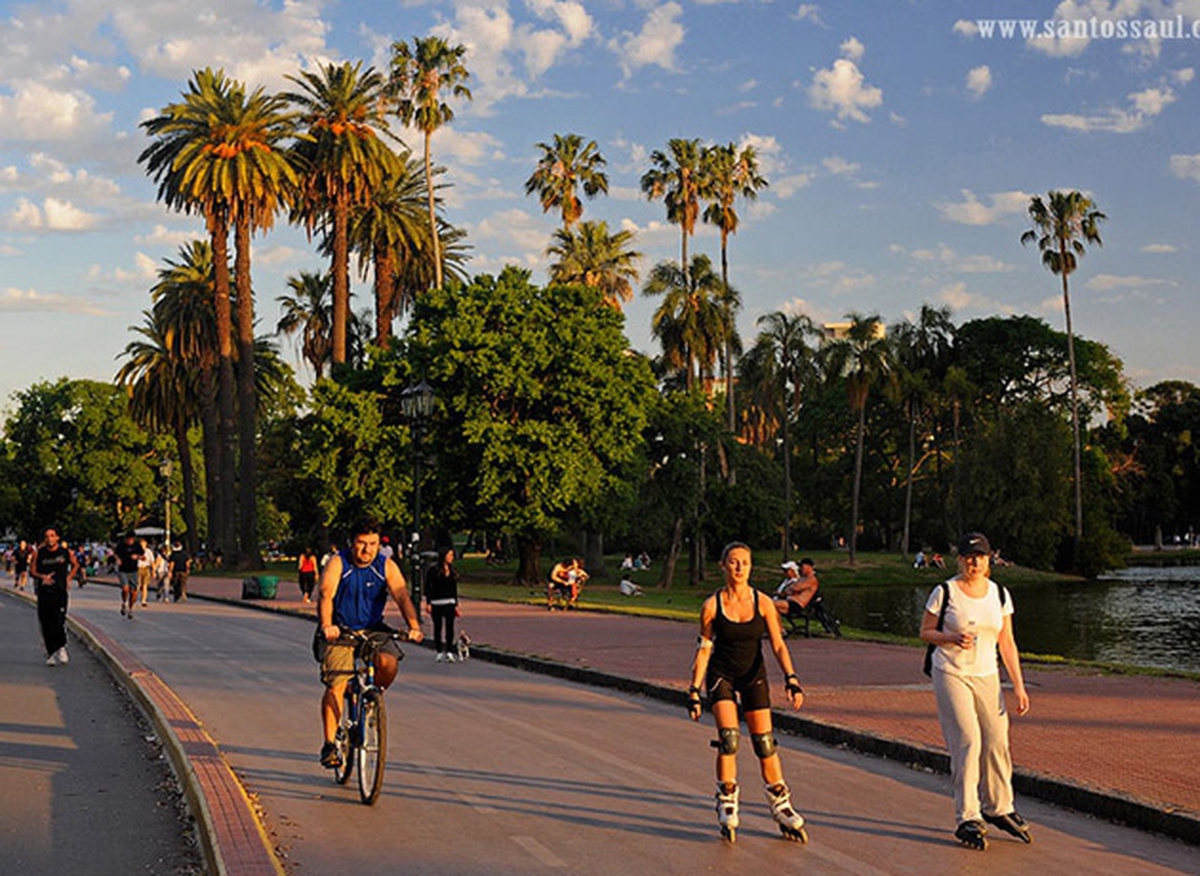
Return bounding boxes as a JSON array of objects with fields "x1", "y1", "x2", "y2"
[
  {"x1": 117, "y1": 571, "x2": 137, "y2": 590},
  {"x1": 318, "y1": 627, "x2": 404, "y2": 686}
]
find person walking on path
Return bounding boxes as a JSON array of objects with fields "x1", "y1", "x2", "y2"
[
  {"x1": 425, "y1": 545, "x2": 460, "y2": 662},
  {"x1": 168, "y1": 542, "x2": 191, "y2": 602},
  {"x1": 920, "y1": 532, "x2": 1032, "y2": 851},
  {"x1": 687, "y1": 542, "x2": 808, "y2": 843},
  {"x1": 113, "y1": 532, "x2": 143, "y2": 618},
  {"x1": 136, "y1": 540, "x2": 155, "y2": 607},
  {"x1": 315, "y1": 518, "x2": 424, "y2": 769},
  {"x1": 12, "y1": 539, "x2": 32, "y2": 591},
  {"x1": 32, "y1": 525, "x2": 80, "y2": 666},
  {"x1": 297, "y1": 547, "x2": 318, "y2": 604}
]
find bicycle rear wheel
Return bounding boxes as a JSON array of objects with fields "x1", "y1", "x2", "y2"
[
  {"x1": 357, "y1": 689, "x2": 387, "y2": 804},
  {"x1": 334, "y1": 691, "x2": 355, "y2": 785}
]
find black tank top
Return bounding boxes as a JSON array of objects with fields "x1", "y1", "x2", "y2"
[{"x1": 709, "y1": 588, "x2": 766, "y2": 683}]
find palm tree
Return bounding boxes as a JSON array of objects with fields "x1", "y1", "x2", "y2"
[
  {"x1": 389, "y1": 36, "x2": 472, "y2": 291},
  {"x1": 525, "y1": 133, "x2": 608, "y2": 229},
  {"x1": 640, "y1": 138, "x2": 708, "y2": 286},
  {"x1": 822, "y1": 314, "x2": 893, "y2": 563},
  {"x1": 743, "y1": 310, "x2": 818, "y2": 558},
  {"x1": 703, "y1": 142, "x2": 768, "y2": 433},
  {"x1": 644, "y1": 254, "x2": 729, "y2": 391},
  {"x1": 546, "y1": 220, "x2": 641, "y2": 308},
  {"x1": 1021, "y1": 190, "x2": 1105, "y2": 550},
  {"x1": 146, "y1": 240, "x2": 224, "y2": 553},
  {"x1": 286, "y1": 61, "x2": 398, "y2": 366},
  {"x1": 890, "y1": 305, "x2": 955, "y2": 556},
  {"x1": 139, "y1": 68, "x2": 242, "y2": 559},
  {"x1": 277, "y1": 271, "x2": 334, "y2": 379},
  {"x1": 115, "y1": 309, "x2": 201, "y2": 555}
]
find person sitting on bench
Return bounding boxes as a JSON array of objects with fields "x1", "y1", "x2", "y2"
[{"x1": 774, "y1": 559, "x2": 819, "y2": 616}]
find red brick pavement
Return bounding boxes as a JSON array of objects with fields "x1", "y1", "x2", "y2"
[{"x1": 182, "y1": 575, "x2": 1200, "y2": 823}]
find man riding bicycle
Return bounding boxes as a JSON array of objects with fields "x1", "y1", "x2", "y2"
[{"x1": 317, "y1": 518, "x2": 423, "y2": 769}]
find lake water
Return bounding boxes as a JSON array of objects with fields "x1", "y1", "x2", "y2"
[{"x1": 829, "y1": 565, "x2": 1200, "y2": 674}]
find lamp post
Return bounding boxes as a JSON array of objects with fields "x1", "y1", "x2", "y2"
[
  {"x1": 400, "y1": 379, "x2": 435, "y2": 617},
  {"x1": 159, "y1": 458, "x2": 174, "y2": 550}
]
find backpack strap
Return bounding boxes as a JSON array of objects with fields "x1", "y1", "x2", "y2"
[{"x1": 923, "y1": 581, "x2": 950, "y2": 677}]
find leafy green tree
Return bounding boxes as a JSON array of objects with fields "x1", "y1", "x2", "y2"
[
  {"x1": 277, "y1": 271, "x2": 334, "y2": 379},
  {"x1": 286, "y1": 61, "x2": 398, "y2": 365},
  {"x1": 1021, "y1": 190, "x2": 1106, "y2": 549},
  {"x1": 821, "y1": 314, "x2": 893, "y2": 563},
  {"x1": 525, "y1": 133, "x2": 609, "y2": 229},
  {"x1": 408, "y1": 267, "x2": 655, "y2": 583},
  {"x1": 644, "y1": 254, "x2": 735, "y2": 391},
  {"x1": 641, "y1": 138, "x2": 708, "y2": 285},
  {"x1": 389, "y1": 36, "x2": 472, "y2": 291},
  {"x1": 546, "y1": 220, "x2": 641, "y2": 309},
  {"x1": 703, "y1": 142, "x2": 767, "y2": 430}
]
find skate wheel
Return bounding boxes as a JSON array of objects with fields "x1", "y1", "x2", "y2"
[
  {"x1": 720, "y1": 826, "x2": 736, "y2": 844},
  {"x1": 780, "y1": 825, "x2": 808, "y2": 843}
]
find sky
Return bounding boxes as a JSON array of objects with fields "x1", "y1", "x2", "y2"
[{"x1": 2, "y1": 0, "x2": 1200, "y2": 417}]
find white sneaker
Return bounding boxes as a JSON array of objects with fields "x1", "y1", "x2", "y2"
[
  {"x1": 46, "y1": 653, "x2": 57, "y2": 666},
  {"x1": 435, "y1": 652, "x2": 445, "y2": 662},
  {"x1": 444, "y1": 652, "x2": 456, "y2": 663},
  {"x1": 56, "y1": 647, "x2": 69, "y2": 665}
]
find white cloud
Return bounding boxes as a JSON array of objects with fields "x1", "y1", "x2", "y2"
[
  {"x1": 1175, "y1": 67, "x2": 1195, "y2": 85},
  {"x1": 0, "y1": 80, "x2": 114, "y2": 142},
  {"x1": 611, "y1": 2, "x2": 685, "y2": 78},
  {"x1": 526, "y1": 0, "x2": 594, "y2": 45},
  {"x1": 935, "y1": 189, "x2": 1032, "y2": 226},
  {"x1": 966, "y1": 65, "x2": 992, "y2": 99},
  {"x1": 1170, "y1": 153, "x2": 1200, "y2": 181},
  {"x1": 1042, "y1": 85, "x2": 1176, "y2": 133},
  {"x1": 134, "y1": 224, "x2": 202, "y2": 248},
  {"x1": 808, "y1": 58, "x2": 882, "y2": 123},
  {"x1": 773, "y1": 173, "x2": 816, "y2": 198},
  {"x1": 7, "y1": 196, "x2": 100, "y2": 231},
  {"x1": 792, "y1": 5, "x2": 825, "y2": 26},
  {"x1": 952, "y1": 19, "x2": 979, "y2": 38},
  {"x1": 739, "y1": 79, "x2": 758, "y2": 92},
  {"x1": 822, "y1": 155, "x2": 860, "y2": 176},
  {"x1": 1141, "y1": 243, "x2": 1177, "y2": 253},
  {"x1": 0, "y1": 286, "x2": 107, "y2": 315},
  {"x1": 1084, "y1": 273, "x2": 1169, "y2": 292},
  {"x1": 472, "y1": 207, "x2": 550, "y2": 253},
  {"x1": 840, "y1": 36, "x2": 865, "y2": 62},
  {"x1": 908, "y1": 244, "x2": 1012, "y2": 273},
  {"x1": 737, "y1": 133, "x2": 784, "y2": 175}
]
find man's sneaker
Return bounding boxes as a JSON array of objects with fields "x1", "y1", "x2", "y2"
[
  {"x1": 319, "y1": 741, "x2": 342, "y2": 769},
  {"x1": 444, "y1": 652, "x2": 456, "y2": 663},
  {"x1": 46, "y1": 653, "x2": 58, "y2": 666},
  {"x1": 55, "y1": 647, "x2": 69, "y2": 665},
  {"x1": 435, "y1": 652, "x2": 445, "y2": 662},
  {"x1": 120, "y1": 605, "x2": 126, "y2": 617},
  {"x1": 983, "y1": 811, "x2": 1032, "y2": 843},
  {"x1": 955, "y1": 820, "x2": 988, "y2": 850}
]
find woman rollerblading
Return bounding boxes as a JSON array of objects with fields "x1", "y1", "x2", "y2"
[{"x1": 687, "y1": 542, "x2": 808, "y2": 844}]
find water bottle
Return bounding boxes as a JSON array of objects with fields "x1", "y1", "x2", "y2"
[{"x1": 965, "y1": 619, "x2": 978, "y2": 666}]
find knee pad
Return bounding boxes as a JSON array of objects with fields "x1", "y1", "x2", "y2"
[
  {"x1": 710, "y1": 728, "x2": 740, "y2": 756},
  {"x1": 751, "y1": 732, "x2": 777, "y2": 758}
]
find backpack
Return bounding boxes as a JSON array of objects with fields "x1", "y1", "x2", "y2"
[{"x1": 923, "y1": 580, "x2": 1007, "y2": 676}]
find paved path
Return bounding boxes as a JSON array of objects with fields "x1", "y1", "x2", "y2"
[{"x1": 0, "y1": 587, "x2": 202, "y2": 875}]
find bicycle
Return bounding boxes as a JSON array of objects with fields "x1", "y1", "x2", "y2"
[{"x1": 330, "y1": 628, "x2": 407, "y2": 805}]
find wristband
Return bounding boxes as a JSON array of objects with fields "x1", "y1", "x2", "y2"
[{"x1": 785, "y1": 674, "x2": 804, "y2": 695}]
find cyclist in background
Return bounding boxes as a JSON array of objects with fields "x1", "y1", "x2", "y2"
[{"x1": 316, "y1": 518, "x2": 423, "y2": 769}]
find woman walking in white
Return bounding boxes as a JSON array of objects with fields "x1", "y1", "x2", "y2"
[{"x1": 920, "y1": 532, "x2": 1031, "y2": 851}]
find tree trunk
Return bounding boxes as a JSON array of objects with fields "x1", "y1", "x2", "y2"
[
  {"x1": 902, "y1": 402, "x2": 916, "y2": 557},
  {"x1": 782, "y1": 410, "x2": 792, "y2": 560},
  {"x1": 581, "y1": 530, "x2": 605, "y2": 577},
  {"x1": 849, "y1": 403, "x2": 865, "y2": 564},
  {"x1": 211, "y1": 216, "x2": 239, "y2": 563},
  {"x1": 516, "y1": 536, "x2": 542, "y2": 584},
  {"x1": 331, "y1": 194, "x2": 350, "y2": 365},
  {"x1": 375, "y1": 245, "x2": 396, "y2": 346},
  {"x1": 658, "y1": 516, "x2": 684, "y2": 588},
  {"x1": 425, "y1": 131, "x2": 443, "y2": 291},
  {"x1": 173, "y1": 417, "x2": 199, "y2": 556},
  {"x1": 197, "y1": 362, "x2": 220, "y2": 556},
  {"x1": 1061, "y1": 264, "x2": 1084, "y2": 552},
  {"x1": 234, "y1": 217, "x2": 261, "y2": 572}
]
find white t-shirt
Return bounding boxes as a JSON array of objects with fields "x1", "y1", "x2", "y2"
[{"x1": 925, "y1": 578, "x2": 1013, "y2": 678}]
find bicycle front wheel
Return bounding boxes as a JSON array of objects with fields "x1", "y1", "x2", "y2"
[
  {"x1": 357, "y1": 689, "x2": 387, "y2": 805},
  {"x1": 334, "y1": 690, "x2": 355, "y2": 785}
]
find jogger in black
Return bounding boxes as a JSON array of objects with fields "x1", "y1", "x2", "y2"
[{"x1": 32, "y1": 526, "x2": 79, "y2": 666}]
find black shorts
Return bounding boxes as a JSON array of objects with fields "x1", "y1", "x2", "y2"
[{"x1": 706, "y1": 665, "x2": 771, "y2": 713}]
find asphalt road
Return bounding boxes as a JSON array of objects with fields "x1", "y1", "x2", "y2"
[
  {"x1": 41, "y1": 585, "x2": 1200, "y2": 875},
  {"x1": 0, "y1": 590, "x2": 202, "y2": 875}
]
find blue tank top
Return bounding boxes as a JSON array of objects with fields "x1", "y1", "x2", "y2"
[{"x1": 332, "y1": 550, "x2": 390, "y2": 629}]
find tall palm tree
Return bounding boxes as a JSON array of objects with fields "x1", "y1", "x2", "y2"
[
  {"x1": 822, "y1": 314, "x2": 893, "y2": 563},
  {"x1": 890, "y1": 305, "x2": 955, "y2": 556},
  {"x1": 389, "y1": 35, "x2": 472, "y2": 291},
  {"x1": 139, "y1": 68, "x2": 242, "y2": 558},
  {"x1": 640, "y1": 138, "x2": 708, "y2": 286},
  {"x1": 703, "y1": 142, "x2": 768, "y2": 433},
  {"x1": 546, "y1": 220, "x2": 641, "y2": 308},
  {"x1": 286, "y1": 61, "x2": 398, "y2": 366},
  {"x1": 1021, "y1": 190, "x2": 1105, "y2": 550},
  {"x1": 146, "y1": 240, "x2": 223, "y2": 554},
  {"x1": 276, "y1": 271, "x2": 334, "y2": 379},
  {"x1": 525, "y1": 133, "x2": 609, "y2": 229},
  {"x1": 644, "y1": 254, "x2": 729, "y2": 391},
  {"x1": 115, "y1": 309, "x2": 201, "y2": 555},
  {"x1": 346, "y1": 154, "x2": 432, "y2": 344},
  {"x1": 743, "y1": 309, "x2": 817, "y2": 558}
]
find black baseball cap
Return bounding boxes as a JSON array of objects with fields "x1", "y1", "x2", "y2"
[{"x1": 957, "y1": 532, "x2": 992, "y2": 557}]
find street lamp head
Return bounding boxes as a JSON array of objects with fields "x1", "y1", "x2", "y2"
[{"x1": 401, "y1": 379, "x2": 436, "y2": 421}]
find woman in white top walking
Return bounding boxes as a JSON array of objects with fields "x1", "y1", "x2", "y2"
[{"x1": 920, "y1": 532, "x2": 1031, "y2": 851}]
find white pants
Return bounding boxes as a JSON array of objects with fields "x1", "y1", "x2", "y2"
[{"x1": 932, "y1": 669, "x2": 1015, "y2": 823}]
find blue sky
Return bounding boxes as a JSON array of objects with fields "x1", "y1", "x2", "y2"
[{"x1": 2, "y1": 0, "x2": 1199, "y2": 415}]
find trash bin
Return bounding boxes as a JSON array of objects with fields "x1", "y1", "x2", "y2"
[
  {"x1": 241, "y1": 577, "x2": 260, "y2": 599},
  {"x1": 256, "y1": 575, "x2": 279, "y2": 599}
]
